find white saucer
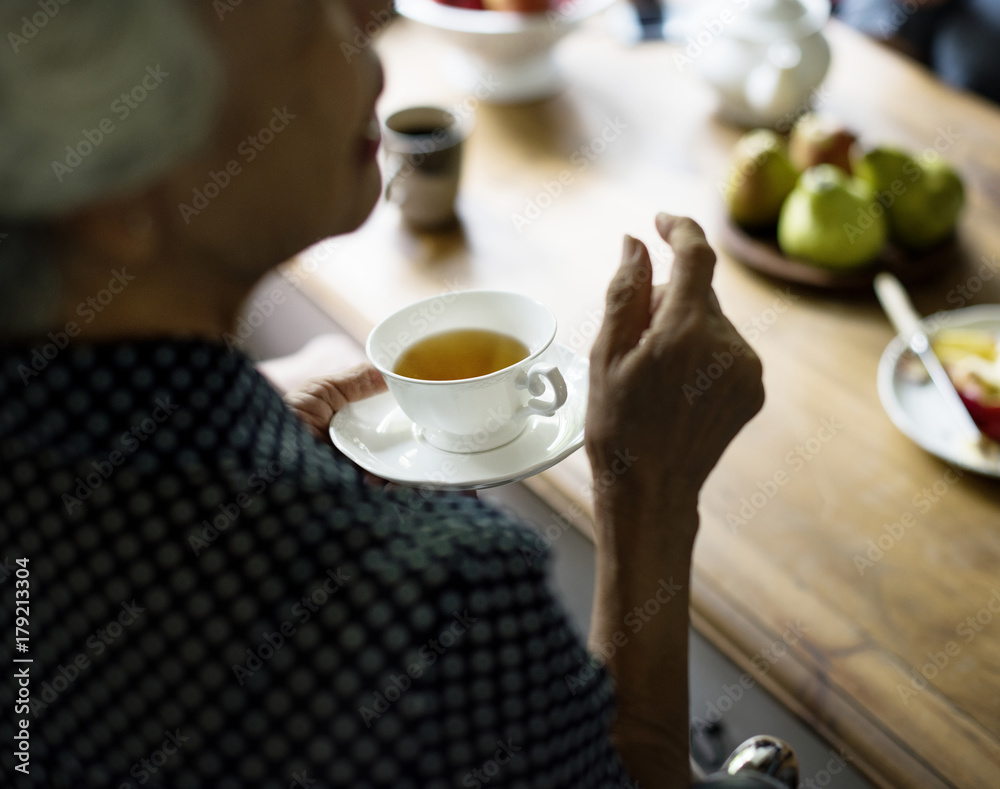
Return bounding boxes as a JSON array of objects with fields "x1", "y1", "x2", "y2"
[
  {"x1": 877, "y1": 304, "x2": 1000, "y2": 477},
  {"x1": 330, "y1": 344, "x2": 588, "y2": 490}
]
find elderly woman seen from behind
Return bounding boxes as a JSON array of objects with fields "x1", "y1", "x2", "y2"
[{"x1": 0, "y1": 1, "x2": 763, "y2": 787}]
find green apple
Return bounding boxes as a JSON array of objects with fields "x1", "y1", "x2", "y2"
[
  {"x1": 853, "y1": 146, "x2": 965, "y2": 249},
  {"x1": 851, "y1": 145, "x2": 913, "y2": 192},
  {"x1": 724, "y1": 129, "x2": 800, "y2": 229},
  {"x1": 777, "y1": 165, "x2": 887, "y2": 269},
  {"x1": 889, "y1": 158, "x2": 964, "y2": 249}
]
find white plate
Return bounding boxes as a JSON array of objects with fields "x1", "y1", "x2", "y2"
[
  {"x1": 877, "y1": 304, "x2": 1000, "y2": 477},
  {"x1": 330, "y1": 344, "x2": 587, "y2": 489}
]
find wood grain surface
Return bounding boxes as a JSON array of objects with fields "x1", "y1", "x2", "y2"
[{"x1": 293, "y1": 15, "x2": 1000, "y2": 788}]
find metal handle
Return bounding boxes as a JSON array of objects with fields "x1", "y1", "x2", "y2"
[
  {"x1": 694, "y1": 735, "x2": 799, "y2": 788},
  {"x1": 721, "y1": 736, "x2": 799, "y2": 788},
  {"x1": 874, "y1": 272, "x2": 982, "y2": 441},
  {"x1": 873, "y1": 272, "x2": 923, "y2": 340}
]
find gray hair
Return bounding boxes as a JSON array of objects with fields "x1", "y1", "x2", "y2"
[{"x1": 0, "y1": 0, "x2": 223, "y2": 334}]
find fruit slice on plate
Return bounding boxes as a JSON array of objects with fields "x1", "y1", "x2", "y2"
[{"x1": 933, "y1": 328, "x2": 1000, "y2": 442}]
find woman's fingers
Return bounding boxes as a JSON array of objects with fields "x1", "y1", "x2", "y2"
[
  {"x1": 592, "y1": 235, "x2": 655, "y2": 364},
  {"x1": 653, "y1": 213, "x2": 718, "y2": 328},
  {"x1": 309, "y1": 363, "x2": 387, "y2": 411},
  {"x1": 284, "y1": 363, "x2": 387, "y2": 441}
]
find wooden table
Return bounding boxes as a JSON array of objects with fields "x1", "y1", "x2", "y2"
[{"x1": 294, "y1": 15, "x2": 1000, "y2": 789}]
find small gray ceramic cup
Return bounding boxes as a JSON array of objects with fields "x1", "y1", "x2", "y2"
[{"x1": 382, "y1": 106, "x2": 470, "y2": 230}]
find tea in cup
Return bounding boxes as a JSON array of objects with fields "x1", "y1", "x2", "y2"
[{"x1": 367, "y1": 291, "x2": 568, "y2": 453}]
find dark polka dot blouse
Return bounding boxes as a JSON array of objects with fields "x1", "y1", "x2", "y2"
[{"x1": 0, "y1": 339, "x2": 633, "y2": 788}]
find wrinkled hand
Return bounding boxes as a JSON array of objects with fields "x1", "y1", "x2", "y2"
[
  {"x1": 283, "y1": 363, "x2": 387, "y2": 442},
  {"x1": 284, "y1": 363, "x2": 478, "y2": 497},
  {"x1": 586, "y1": 214, "x2": 765, "y2": 537}
]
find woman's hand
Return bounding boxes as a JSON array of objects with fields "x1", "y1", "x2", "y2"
[
  {"x1": 586, "y1": 214, "x2": 764, "y2": 789},
  {"x1": 586, "y1": 213, "x2": 765, "y2": 551},
  {"x1": 283, "y1": 362, "x2": 387, "y2": 442}
]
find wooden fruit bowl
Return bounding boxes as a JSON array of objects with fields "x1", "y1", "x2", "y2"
[{"x1": 718, "y1": 217, "x2": 959, "y2": 291}]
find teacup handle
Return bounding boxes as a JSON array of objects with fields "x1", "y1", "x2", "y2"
[
  {"x1": 384, "y1": 152, "x2": 408, "y2": 203},
  {"x1": 518, "y1": 363, "x2": 568, "y2": 417}
]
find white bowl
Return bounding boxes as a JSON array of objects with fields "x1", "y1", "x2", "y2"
[{"x1": 396, "y1": 0, "x2": 616, "y2": 102}]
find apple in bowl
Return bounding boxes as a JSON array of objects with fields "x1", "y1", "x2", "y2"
[
  {"x1": 399, "y1": 0, "x2": 616, "y2": 102},
  {"x1": 482, "y1": 0, "x2": 554, "y2": 10},
  {"x1": 433, "y1": 0, "x2": 567, "y2": 12}
]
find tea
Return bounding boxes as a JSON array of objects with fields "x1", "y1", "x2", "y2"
[
  {"x1": 394, "y1": 329, "x2": 530, "y2": 381},
  {"x1": 396, "y1": 124, "x2": 444, "y2": 137}
]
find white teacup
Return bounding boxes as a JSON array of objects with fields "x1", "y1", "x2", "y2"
[{"x1": 367, "y1": 291, "x2": 569, "y2": 453}]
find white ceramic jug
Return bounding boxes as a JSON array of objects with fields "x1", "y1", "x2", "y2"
[{"x1": 696, "y1": 0, "x2": 832, "y2": 128}]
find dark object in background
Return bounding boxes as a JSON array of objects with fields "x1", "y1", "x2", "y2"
[
  {"x1": 628, "y1": 0, "x2": 669, "y2": 40},
  {"x1": 835, "y1": 0, "x2": 1000, "y2": 104}
]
